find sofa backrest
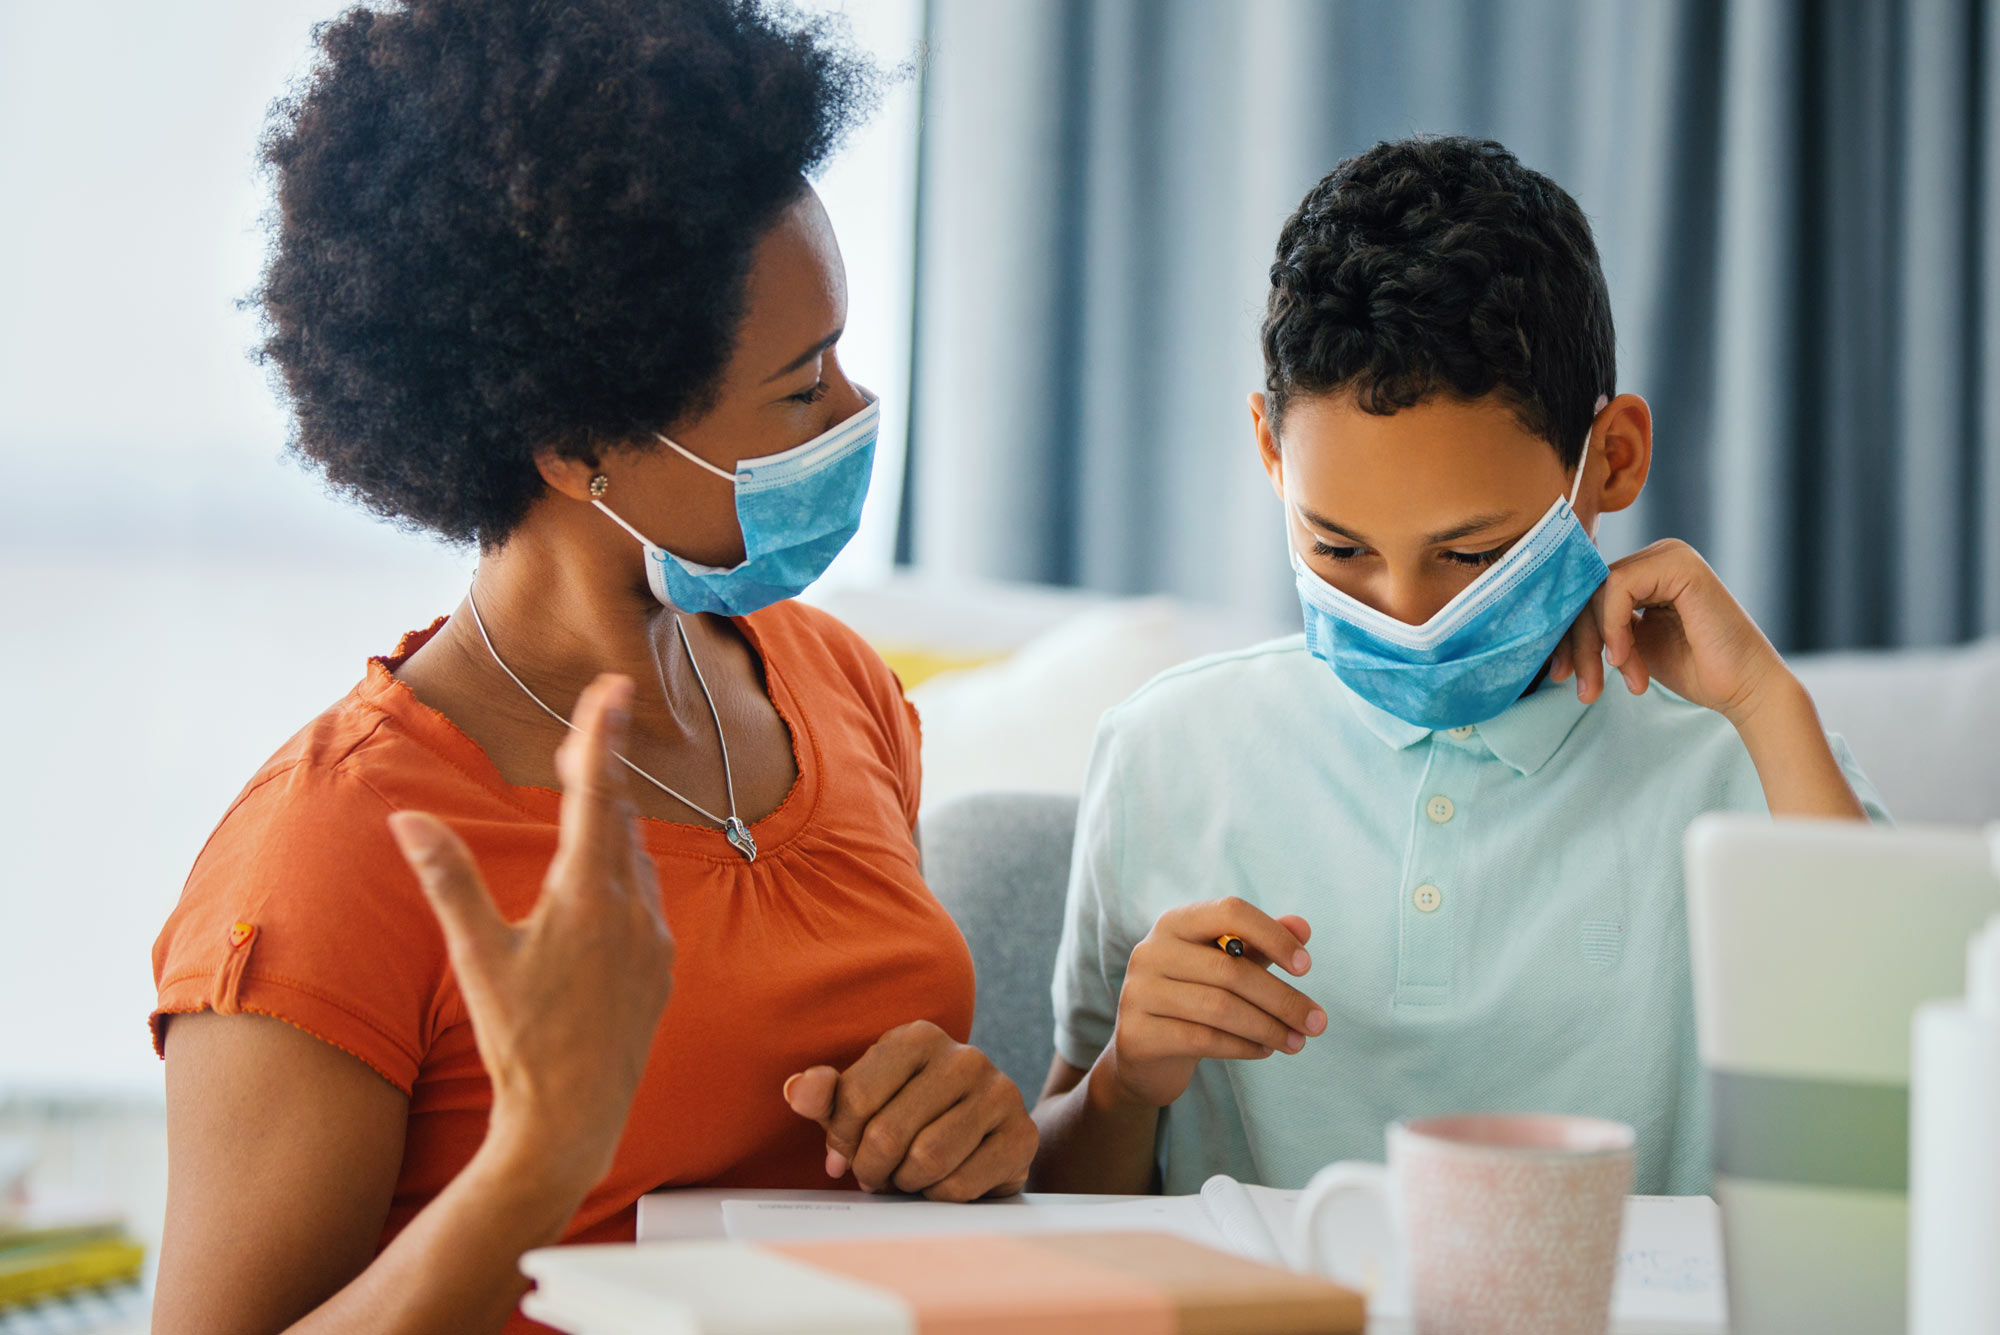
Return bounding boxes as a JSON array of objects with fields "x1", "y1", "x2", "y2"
[
  {"x1": 1793, "y1": 638, "x2": 2000, "y2": 826},
  {"x1": 918, "y1": 791, "x2": 1079, "y2": 1102}
]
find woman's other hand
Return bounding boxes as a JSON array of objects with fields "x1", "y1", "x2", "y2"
[
  {"x1": 390, "y1": 672, "x2": 676, "y2": 1194},
  {"x1": 783, "y1": 1021, "x2": 1038, "y2": 1201}
]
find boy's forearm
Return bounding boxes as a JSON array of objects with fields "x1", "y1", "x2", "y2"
[
  {"x1": 1029, "y1": 1059, "x2": 1162, "y2": 1195},
  {"x1": 1732, "y1": 673, "x2": 1869, "y2": 821}
]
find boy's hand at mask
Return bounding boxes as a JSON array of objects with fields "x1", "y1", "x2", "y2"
[
  {"x1": 782, "y1": 1021, "x2": 1038, "y2": 1201},
  {"x1": 1549, "y1": 538, "x2": 1783, "y2": 722},
  {"x1": 1548, "y1": 538, "x2": 1866, "y2": 819},
  {"x1": 1097, "y1": 900, "x2": 1324, "y2": 1110}
]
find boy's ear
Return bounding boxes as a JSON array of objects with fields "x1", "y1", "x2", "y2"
[
  {"x1": 1251, "y1": 392, "x2": 1285, "y2": 499},
  {"x1": 1590, "y1": 393, "x2": 1652, "y2": 518}
]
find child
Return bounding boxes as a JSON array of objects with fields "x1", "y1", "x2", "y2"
[{"x1": 1029, "y1": 136, "x2": 1887, "y2": 1198}]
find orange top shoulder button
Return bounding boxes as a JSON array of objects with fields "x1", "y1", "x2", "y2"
[{"x1": 212, "y1": 920, "x2": 259, "y2": 1013}]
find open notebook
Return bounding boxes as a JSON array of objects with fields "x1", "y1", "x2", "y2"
[{"x1": 635, "y1": 1177, "x2": 1725, "y2": 1332}]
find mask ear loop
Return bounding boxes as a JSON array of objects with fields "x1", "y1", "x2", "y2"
[
  {"x1": 592, "y1": 498, "x2": 657, "y2": 547},
  {"x1": 654, "y1": 431, "x2": 738, "y2": 484}
]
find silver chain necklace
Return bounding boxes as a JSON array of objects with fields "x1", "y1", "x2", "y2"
[{"x1": 464, "y1": 588, "x2": 758, "y2": 861}]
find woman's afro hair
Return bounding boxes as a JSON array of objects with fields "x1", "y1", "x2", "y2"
[{"x1": 256, "y1": 0, "x2": 877, "y2": 546}]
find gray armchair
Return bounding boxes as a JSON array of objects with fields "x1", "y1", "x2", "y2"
[{"x1": 919, "y1": 791, "x2": 1081, "y2": 1102}]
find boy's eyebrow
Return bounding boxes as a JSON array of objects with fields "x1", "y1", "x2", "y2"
[{"x1": 1296, "y1": 505, "x2": 1518, "y2": 547}]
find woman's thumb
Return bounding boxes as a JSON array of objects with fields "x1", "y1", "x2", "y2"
[{"x1": 390, "y1": 811, "x2": 508, "y2": 969}]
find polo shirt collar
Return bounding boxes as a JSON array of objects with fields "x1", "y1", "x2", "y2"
[{"x1": 1335, "y1": 672, "x2": 1592, "y2": 775}]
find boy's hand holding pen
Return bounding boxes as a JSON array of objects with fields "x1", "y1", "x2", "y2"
[{"x1": 1093, "y1": 899, "x2": 1325, "y2": 1111}]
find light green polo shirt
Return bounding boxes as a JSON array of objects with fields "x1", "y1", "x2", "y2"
[{"x1": 1051, "y1": 635, "x2": 1889, "y2": 1196}]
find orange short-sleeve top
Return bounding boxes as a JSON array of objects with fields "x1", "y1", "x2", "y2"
[{"x1": 151, "y1": 602, "x2": 974, "y2": 1269}]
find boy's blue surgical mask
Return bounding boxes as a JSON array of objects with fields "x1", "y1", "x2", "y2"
[
  {"x1": 1289, "y1": 399, "x2": 1611, "y2": 730},
  {"x1": 594, "y1": 397, "x2": 878, "y2": 617}
]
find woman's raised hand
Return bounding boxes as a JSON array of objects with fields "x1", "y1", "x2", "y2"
[{"x1": 388, "y1": 673, "x2": 675, "y2": 1194}]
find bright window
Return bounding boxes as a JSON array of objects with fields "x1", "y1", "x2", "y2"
[{"x1": 0, "y1": 0, "x2": 921, "y2": 1094}]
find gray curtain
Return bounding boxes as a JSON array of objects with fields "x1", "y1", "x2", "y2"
[{"x1": 900, "y1": 0, "x2": 2000, "y2": 652}]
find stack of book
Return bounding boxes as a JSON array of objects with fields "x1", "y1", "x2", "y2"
[
  {"x1": 0, "y1": 1144, "x2": 146, "y2": 1322},
  {"x1": 521, "y1": 1230, "x2": 1366, "y2": 1333}
]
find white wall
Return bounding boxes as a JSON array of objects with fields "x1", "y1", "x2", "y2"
[{"x1": 0, "y1": 0, "x2": 921, "y2": 1096}]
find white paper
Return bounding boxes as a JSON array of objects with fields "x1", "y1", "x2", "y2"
[{"x1": 641, "y1": 1182, "x2": 1725, "y2": 1332}]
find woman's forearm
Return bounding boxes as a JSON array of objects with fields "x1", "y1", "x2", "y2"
[
  {"x1": 1029, "y1": 1059, "x2": 1162, "y2": 1195},
  {"x1": 291, "y1": 1129, "x2": 590, "y2": 1335}
]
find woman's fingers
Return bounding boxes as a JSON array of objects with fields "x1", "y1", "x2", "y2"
[
  {"x1": 889, "y1": 1091, "x2": 1006, "y2": 1195},
  {"x1": 810, "y1": 1022, "x2": 946, "y2": 1175},
  {"x1": 920, "y1": 1114, "x2": 1040, "y2": 1203},
  {"x1": 848, "y1": 1050, "x2": 992, "y2": 1192},
  {"x1": 390, "y1": 811, "x2": 511, "y2": 978},
  {"x1": 550, "y1": 674, "x2": 638, "y2": 892}
]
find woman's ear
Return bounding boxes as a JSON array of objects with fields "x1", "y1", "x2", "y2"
[
  {"x1": 1591, "y1": 393, "x2": 1653, "y2": 516},
  {"x1": 535, "y1": 449, "x2": 601, "y2": 502},
  {"x1": 1251, "y1": 392, "x2": 1285, "y2": 499}
]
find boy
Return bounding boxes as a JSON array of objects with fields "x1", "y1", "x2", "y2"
[{"x1": 1029, "y1": 136, "x2": 1886, "y2": 1198}]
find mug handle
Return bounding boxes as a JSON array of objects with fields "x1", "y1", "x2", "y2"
[{"x1": 1294, "y1": 1160, "x2": 1403, "y2": 1303}]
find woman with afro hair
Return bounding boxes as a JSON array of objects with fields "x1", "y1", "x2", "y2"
[{"x1": 146, "y1": 3, "x2": 1037, "y2": 1329}]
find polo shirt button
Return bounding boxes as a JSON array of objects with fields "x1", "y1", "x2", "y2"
[
  {"x1": 1447, "y1": 725, "x2": 1476, "y2": 740},
  {"x1": 1426, "y1": 795, "x2": 1455, "y2": 824},
  {"x1": 1413, "y1": 883, "x2": 1443, "y2": 913}
]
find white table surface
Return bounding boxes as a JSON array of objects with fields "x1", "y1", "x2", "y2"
[{"x1": 637, "y1": 1187, "x2": 1726, "y2": 1334}]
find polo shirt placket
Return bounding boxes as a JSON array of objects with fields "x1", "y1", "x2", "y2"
[{"x1": 1394, "y1": 730, "x2": 1483, "y2": 1009}]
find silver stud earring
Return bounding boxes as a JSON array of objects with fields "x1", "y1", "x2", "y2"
[{"x1": 588, "y1": 473, "x2": 610, "y2": 499}]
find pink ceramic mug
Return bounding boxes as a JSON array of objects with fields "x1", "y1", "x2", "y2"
[{"x1": 1293, "y1": 1113, "x2": 1636, "y2": 1335}]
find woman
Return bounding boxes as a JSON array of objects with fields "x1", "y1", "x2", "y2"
[{"x1": 147, "y1": 2, "x2": 1037, "y2": 1330}]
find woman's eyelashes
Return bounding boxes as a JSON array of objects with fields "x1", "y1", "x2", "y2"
[{"x1": 787, "y1": 379, "x2": 830, "y2": 406}]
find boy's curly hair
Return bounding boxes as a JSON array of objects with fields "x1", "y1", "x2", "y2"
[
  {"x1": 1261, "y1": 136, "x2": 1615, "y2": 468},
  {"x1": 256, "y1": 0, "x2": 876, "y2": 546}
]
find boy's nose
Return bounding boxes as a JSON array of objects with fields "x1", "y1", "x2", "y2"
[{"x1": 1372, "y1": 573, "x2": 1449, "y2": 628}]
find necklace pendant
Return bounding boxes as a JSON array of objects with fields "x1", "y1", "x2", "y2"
[{"x1": 723, "y1": 817, "x2": 758, "y2": 862}]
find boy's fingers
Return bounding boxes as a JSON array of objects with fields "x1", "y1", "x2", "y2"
[
  {"x1": 550, "y1": 674, "x2": 637, "y2": 889},
  {"x1": 390, "y1": 811, "x2": 510, "y2": 969},
  {"x1": 1150, "y1": 978, "x2": 1303, "y2": 1053},
  {"x1": 1274, "y1": 913, "x2": 1313, "y2": 946},
  {"x1": 1164, "y1": 899, "x2": 1311, "y2": 975},
  {"x1": 1163, "y1": 945, "x2": 1325, "y2": 1039},
  {"x1": 1598, "y1": 577, "x2": 1655, "y2": 694},
  {"x1": 1599, "y1": 576, "x2": 1638, "y2": 670},
  {"x1": 1142, "y1": 1015, "x2": 1276, "y2": 1064},
  {"x1": 1570, "y1": 600, "x2": 1607, "y2": 702}
]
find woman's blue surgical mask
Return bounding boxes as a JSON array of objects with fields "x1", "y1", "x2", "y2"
[
  {"x1": 1290, "y1": 401, "x2": 1611, "y2": 730},
  {"x1": 594, "y1": 397, "x2": 878, "y2": 617}
]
